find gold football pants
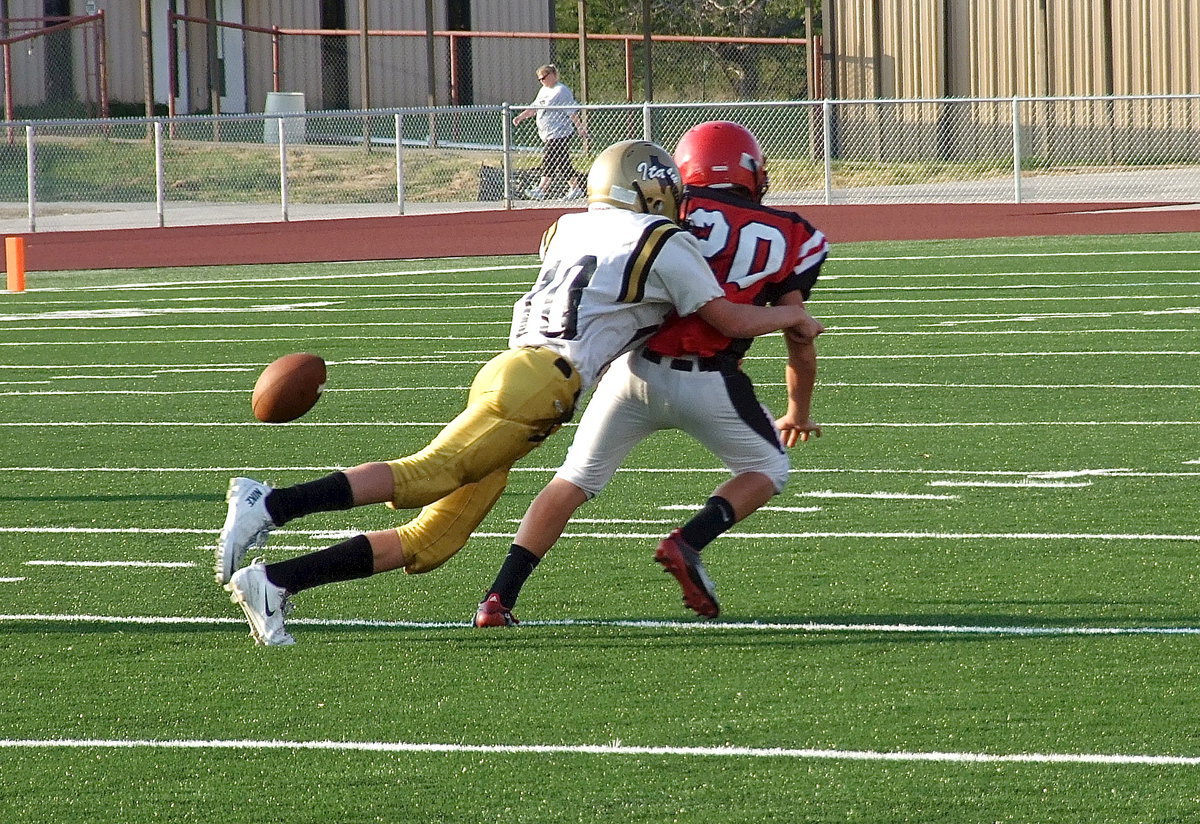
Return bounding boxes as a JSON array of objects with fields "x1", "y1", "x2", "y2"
[{"x1": 388, "y1": 346, "x2": 581, "y2": 573}]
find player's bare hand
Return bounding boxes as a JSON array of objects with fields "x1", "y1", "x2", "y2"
[
  {"x1": 786, "y1": 315, "x2": 825, "y2": 344},
  {"x1": 777, "y1": 417, "x2": 822, "y2": 447}
]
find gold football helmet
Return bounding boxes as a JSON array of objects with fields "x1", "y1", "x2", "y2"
[{"x1": 586, "y1": 140, "x2": 683, "y2": 219}]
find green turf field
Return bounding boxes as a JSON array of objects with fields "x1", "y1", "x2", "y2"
[{"x1": 1, "y1": 231, "x2": 1198, "y2": 823}]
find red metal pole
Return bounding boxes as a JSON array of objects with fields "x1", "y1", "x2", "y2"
[
  {"x1": 814, "y1": 34, "x2": 824, "y2": 100},
  {"x1": 448, "y1": 33, "x2": 459, "y2": 105},
  {"x1": 81, "y1": 14, "x2": 92, "y2": 115},
  {"x1": 272, "y1": 28, "x2": 281, "y2": 92},
  {"x1": 97, "y1": 10, "x2": 109, "y2": 118},
  {"x1": 624, "y1": 37, "x2": 633, "y2": 102},
  {"x1": 4, "y1": 42, "x2": 13, "y2": 144},
  {"x1": 166, "y1": 10, "x2": 177, "y2": 119},
  {"x1": 3, "y1": 42, "x2": 12, "y2": 121}
]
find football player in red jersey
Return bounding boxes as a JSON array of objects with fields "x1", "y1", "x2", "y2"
[
  {"x1": 474, "y1": 121, "x2": 828, "y2": 626},
  {"x1": 213, "y1": 139, "x2": 814, "y2": 644}
]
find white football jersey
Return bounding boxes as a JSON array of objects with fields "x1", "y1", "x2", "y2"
[{"x1": 510, "y1": 208, "x2": 724, "y2": 389}]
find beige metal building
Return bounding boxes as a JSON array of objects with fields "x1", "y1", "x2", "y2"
[
  {"x1": 821, "y1": 1, "x2": 1200, "y2": 166},
  {"x1": 3, "y1": 0, "x2": 554, "y2": 114},
  {"x1": 826, "y1": 0, "x2": 1200, "y2": 99}
]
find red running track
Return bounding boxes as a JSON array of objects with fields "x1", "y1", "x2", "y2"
[{"x1": 5, "y1": 202, "x2": 1199, "y2": 273}]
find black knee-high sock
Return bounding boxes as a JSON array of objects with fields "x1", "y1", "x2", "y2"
[
  {"x1": 265, "y1": 471, "x2": 354, "y2": 526},
  {"x1": 485, "y1": 544, "x2": 541, "y2": 608},
  {"x1": 264, "y1": 534, "x2": 375, "y2": 594},
  {"x1": 678, "y1": 495, "x2": 737, "y2": 551}
]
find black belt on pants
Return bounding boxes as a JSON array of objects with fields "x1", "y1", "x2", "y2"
[{"x1": 640, "y1": 349, "x2": 738, "y2": 374}]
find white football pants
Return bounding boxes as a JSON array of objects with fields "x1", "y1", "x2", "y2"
[{"x1": 556, "y1": 349, "x2": 789, "y2": 498}]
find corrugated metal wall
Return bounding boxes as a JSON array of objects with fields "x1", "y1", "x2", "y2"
[
  {"x1": 3, "y1": 0, "x2": 133, "y2": 106},
  {"x1": 4, "y1": 0, "x2": 46, "y2": 106},
  {"x1": 237, "y1": 1, "x2": 550, "y2": 111},
  {"x1": 7, "y1": 2, "x2": 1195, "y2": 112},
  {"x1": 243, "y1": 1, "x2": 321, "y2": 110},
  {"x1": 80, "y1": 0, "x2": 143, "y2": 104},
  {"x1": 827, "y1": 0, "x2": 1200, "y2": 165},
  {"x1": 471, "y1": 0, "x2": 559, "y2": 106},
  {"x1": 4, "y1": 1, "x2": 550, "y2": 112},
  {"x1": 831, "y1": 0, "x2": 1200, "y2": 99}
]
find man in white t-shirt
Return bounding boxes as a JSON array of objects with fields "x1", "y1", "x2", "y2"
[{"x1": 513, "y1": 64, "x2": 589, "y2": 200}]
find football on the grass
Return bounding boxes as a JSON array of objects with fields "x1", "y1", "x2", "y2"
[{"x1": 251, "y1": 353, "x2": 326, "y2": 423}]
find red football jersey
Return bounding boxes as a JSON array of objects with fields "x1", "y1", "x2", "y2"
[{"x1": 646, "y1": 186, "x2": 828, "y2": 359}]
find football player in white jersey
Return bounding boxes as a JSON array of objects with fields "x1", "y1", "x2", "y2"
[
  {"x1": 214, "y1": 139, "x2": 816, "y2": 645},
  {"x1": 473, "y1": 122, "x2": 827, "y2": 626}
]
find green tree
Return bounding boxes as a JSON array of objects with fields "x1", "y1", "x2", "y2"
[
  {"x1": 556, "y1": 0, "x2": 819, "y2": 37},
  {"x1": 556, "y1": 1, "x2": 821, "y2": 99}
]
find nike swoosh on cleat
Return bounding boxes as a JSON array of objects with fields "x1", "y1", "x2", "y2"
[{"x1": 263, "y1": 590, "x2": 276, "y2": 617}]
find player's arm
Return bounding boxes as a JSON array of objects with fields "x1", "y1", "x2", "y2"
[
  {"x1": 694, "y1": 296, "x2": 809, "y2": 340},
  {"x1": 775, "y1": 292, "x2": 824, "y2": 447},
  {"x1": 660, "y1": 229, "x2": 806, "y2": 338}
]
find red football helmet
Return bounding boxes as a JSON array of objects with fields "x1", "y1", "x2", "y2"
[{"x1": 674, "y1": 121, "x2": 768, "y2": 201}]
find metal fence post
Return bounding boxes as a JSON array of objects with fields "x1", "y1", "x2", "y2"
[
  {"x1": 395, "y1": 112, "x2": 405, "y2": 214},
  {"x1": 502, "y1": 103, "x2": 513, "y2": 209},
  {"x1": 822, "y1": 99, "x2": 833, "y2": 205},
  {"x1": 278, "y1": 118, "x2": 289, "y2": 222},
  {"x1": 1011, "y1": 96, "x2": 1023, "y2": 204},
  {"x1": 154, "y1": 120, "x2": 165, "y2": 228},
  {"x1": 642, "y1": 101, "x2": 652, "y2": 141},
  {"x1": 25, "y1": 124, "x2": 35, "y2": 232}
]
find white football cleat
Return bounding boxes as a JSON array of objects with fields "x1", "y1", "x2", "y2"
[
  {"x1": 215, "y1": 477, "x2": 276, "y2": 585},
  {"x1": 226, "y1": 560, "x2": 295, "y2": 646}
]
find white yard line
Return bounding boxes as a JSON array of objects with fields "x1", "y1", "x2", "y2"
[
  {"x1": 3, "y1": 420, "x2": 1196, "y2": 428},
  {"x1": 3, "y1": 381, "x2": 1200, "y2": 397},
  {"x1": 0, "y1": 338, "x2": 504, "y2": 347},
  {"x1": 1, "y1": 612, "x2": 1198, "y2": 638},
  {"x1": 838, "y1": 249, "x2": 1200, "y2": 262},
  {"x1": 26, "y1": 264, "x2": 537, "y2": 292},
  {"x1": 0, "y1": 321, "x2": 512, "y2": 331},
  {"x1": 17, "y1": 249, "x2": 1200, "y2": 293},
  {"x1": 24, "y1": 560, "x2": 196, "y2": 568},
  {"x1": 1, "y1": 466, "x2": 1198, "y2": 479},
  {"x1": 815, "y1": 381, "x2": 1200, "y2": 389},
  {"x1": 11, "y1": 290, "x2": 527, "y2": 305},
  {"x1": 658, "y1": 504, "x2": 823, "y2": 514},
  {"x1": 3, "y1": 306, "x2": 1196, "y2": 329},
  {"x1": 0, "y1": 387, "x2": 466, "y2": 396},
  {"x1": 4, "y1": 350, "x2": 1197, "y2": 372},
  {"x1": 2, "y1": 329, "x2": 1199, "y2": 350},
  {"x1": 472, "y1": 530, "x2": 1200, "y2": 541},
  {"x1": 928, "y1": 480, "x2": 1093, "y2": 488},
  {"x1": 797, "y1": 490, "x2": 960, "y2": 500},
  {"x1": 12, "y1": 278, "x2": 1200, "y2": 306},
  {"x1": 0, "y1": 735, "x2": 1196, "y2": 767},
  {"x1": 4, "y1": 295, "x2": 1200, "y2": 324}
]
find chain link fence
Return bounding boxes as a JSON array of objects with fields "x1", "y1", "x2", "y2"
[
  {"x1": 2, "y1": 94, "x2": 1198, "y2": 233},
  {"x1": 161, "y1": 17, "x2": 815, "y2": 111},
  {"x1": 522, "y1": 32, "x2": 816, "y2": 104}
]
